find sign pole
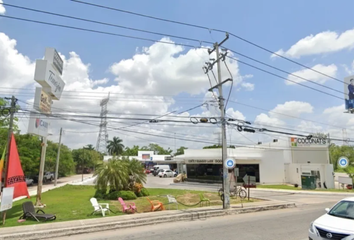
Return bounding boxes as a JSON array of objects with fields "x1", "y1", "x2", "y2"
[
  {"x1": 54, "y1": 128, "x2": 62, "y2": 186},
  {"x1": 35, "y1": 136, "x2": 47, "y2": 207},
  {"x1": 2, "y1": 96, "x2": 16, "y2": 225}
]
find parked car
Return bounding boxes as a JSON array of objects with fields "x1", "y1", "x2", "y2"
[
  {"x1": 158, "y1": 169, "x2": 177, "y2": 178},
  {"x1": 44, "y1": 172, "x2": 54, "y2": 182},
  {"x1": 308, "y1": 197, "x2": 354, "y2": 239},
  {"x1": 25, "y1": 177, "x2": 34, "y2": 186},
  {"x1": 153, "y1": 168, "x2": 165, "y2": 177}
]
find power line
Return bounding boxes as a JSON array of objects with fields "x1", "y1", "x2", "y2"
[
  {"x1": 1, "y1": 2, "x2": 213, "y2": 45},
  {"x1": 70, "y1": 0, "x2": 347, "y2": 85},
  {"x1": 0, "y1": 15, "x2": 345, "y2": 102}
]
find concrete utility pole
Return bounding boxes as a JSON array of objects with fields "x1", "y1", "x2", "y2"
[
  {"x1": 2, "y1": 96, "x2": 17, "y2": 224},
  {"x1": 205, "y1": 33, "x2": 231, "y2": 209},
  {"x1": 54, "y1": 128, "x2": 62, "y2": 186}
]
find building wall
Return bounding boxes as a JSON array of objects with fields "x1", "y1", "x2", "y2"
[
  {"x1": 259, "y1": 150, "x2": 285, "y2": 184},
  {"x1": 291, "y1": 147, "x2": 329, "y2": 164}
]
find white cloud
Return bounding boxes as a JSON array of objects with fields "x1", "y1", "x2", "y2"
[
  {"x1": 0, "y1": 33, "x2": 35, "y2": 89},
  {"x1": 269, "y1": 101, "x2": 313, "y2": 119},
  {"x1": 286, "y1": 64, "x2": 337, "y2": 85},
  {"x1": 109, "y1": 37, "x2": 246, "y2": 96},
  {"x1": 271, "y1": 28, "x2": 354, "y2": 58},
  {"x1": 254, "y1": 113, "x2": 285, "y2": 127},
  {"x1": 241, "y1": 82, "x2": 254, "y2": 91},
  {"x1": 0, "y1": 0, "x2": 5, "y2": 15},
  {"x1": 297, "y1": 121, "x2": 323, "y2": 134}
]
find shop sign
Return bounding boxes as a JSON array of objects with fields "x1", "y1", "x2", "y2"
[
  {"x1": 186, "y1": 159, "x2": 222, "y2": 164},
  {"x1": 33, "y1": 87, "x2": 52, "y2": 114},
  {"x1": 44, "y1": 48, "x2": 64, "y2": 75},
  {"x1": 28, "y1": 112, "x2": 50, "y2": 137},
  {"x1": 290, "y1": 137, "x2": 327, "y2": 147}
]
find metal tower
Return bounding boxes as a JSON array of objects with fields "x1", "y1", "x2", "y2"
[{"x1": 96, "y1": 93, "x2": 110, "y2": 154}]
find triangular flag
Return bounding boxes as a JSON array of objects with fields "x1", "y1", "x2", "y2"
[
  {"x1": 6, "y1": 133, "x2": 29, "y2": 199},
  {"x1": 0, "y1": 144, "x2": 5, "y2": 183}
]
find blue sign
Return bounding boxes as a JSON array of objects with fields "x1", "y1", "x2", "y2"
[
  {"x1": 150, "y1": 157, "x2": 153, "y2": 161},
  {"x1": 338, "y1": 157, "x2": 349, "y2": 168},
  {"x1": 225, "y1": 158, "x2": 235, "y2": 169}
]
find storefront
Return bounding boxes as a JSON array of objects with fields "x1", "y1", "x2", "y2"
[{"x1": 174, "y1": 137, "x2": 334, "y2": 188}]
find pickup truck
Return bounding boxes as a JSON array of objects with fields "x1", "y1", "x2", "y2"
[{"x1": 44, "y1": 172, "x2": 54, "y2": 182}]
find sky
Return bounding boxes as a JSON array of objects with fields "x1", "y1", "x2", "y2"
[{"x1": 1, "y1": 0, "x2": 354, "y2": 152}]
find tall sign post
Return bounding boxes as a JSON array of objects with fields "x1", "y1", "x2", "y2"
[
  {"x1": 30, "y1": 48, "x2": 65, "y2": 206},
  {"x1": 344, "y1": 75, "x2": 354, "y2": 113}
]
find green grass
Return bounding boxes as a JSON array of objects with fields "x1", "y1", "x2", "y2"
[
  {"x1": 0, "y1": 185, "x2": 257, "y2": 228},
  {"x1": 257, "y1": 184, "x2": 354, "y2": 192}
]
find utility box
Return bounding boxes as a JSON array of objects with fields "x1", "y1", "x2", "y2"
[{"x1": 301, "y1": 175, "x2": 316, "y2": 190}]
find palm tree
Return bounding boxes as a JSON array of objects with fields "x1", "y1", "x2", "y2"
[
  {"x1": 85, "y1": 144, "x2": 95, "y2": 150},
  {"x1": 122, "y1": 157, "x2": 147, "y2": 185},
  {"x1": 107, "y1": 137, "x2": 125, "y2": 156},
  {"x1": 94, "y1": 158, "x2": 129, "y2": 191}
]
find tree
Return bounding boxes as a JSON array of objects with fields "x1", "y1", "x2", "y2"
[
  {"x1": 85, "y1": 144, "x2": 95, "y2": 150},
  {"x1": 45, "y1": 141, "x2": 75, "y2": 177},
  {"x1": 72, "y1": 147, "x2": 102, "y2": 173},
  {"x1": 0, "y1": 97, "x2": 20, "y2": 132},
  {"x1": 107, "y1": 137, "x2": 124, "y2": 155},
  {"x1": 122, "y1": 157, "x2": 146, "y2": 185},
  {"x1": 141, "y1": 143, "x2": 172, "y2": 155},
  {"x1": 123, "y1": 145, "x2": 140, "y2": 156},
  {"x1": 329, "y1": 144, "x2": 354, "y2": 172},
  {"x1": 203, "y1": 144, "x2": 221, "y2": 149},
  {"x1": 94, "y1": 158, "x2": 129, "y2": 191},
  {"x1": 175, "y1": 146, "x2": 187, "y2": 156}
]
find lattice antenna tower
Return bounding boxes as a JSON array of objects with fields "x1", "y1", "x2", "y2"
[
  {"x1": 96, "y1": 93, "x2": 110, "y2": 154},
  {"x1": 343, "y1": 128, "x2": 349, "y2": 146}
]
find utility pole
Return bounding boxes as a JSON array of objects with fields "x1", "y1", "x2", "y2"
[
  {"x1": 54, "y1": 128, "x2": 62, "y2": 186},
  {"x1": 2, "y1": 96, "x2": 17, "y2": 224},
  {"x1": 204, "y1": 33, "x2": 231, "y2": 209}
]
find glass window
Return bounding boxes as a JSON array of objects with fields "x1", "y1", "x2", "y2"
[{"x1": 329, "y1": 201, "x2": 354, "y2": 219}]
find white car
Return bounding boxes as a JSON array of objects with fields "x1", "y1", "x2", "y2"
[
  {"x1": 309, "y1": 197, "x2": 354, "y2": 240},
  {"x1": 158, "y1": 169, "x2": 176, "y2": 178}
]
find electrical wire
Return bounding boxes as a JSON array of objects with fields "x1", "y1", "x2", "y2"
[
  {"x1": 69, "y1": 0, "x2": 347, "y2": 85},
  {"x1": 0, "y1": 15, "x2": 345, "y2": 101}
]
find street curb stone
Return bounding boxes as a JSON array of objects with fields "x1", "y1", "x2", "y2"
[{"x1": 0, "y1": 202, "x2": 295, "y2": 240}]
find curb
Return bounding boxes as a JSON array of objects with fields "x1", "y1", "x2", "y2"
[
  {"x1": 0, "y1": 203, "x2": 295, "y2": 240},
  {"x1": 252, "y1": 188, "x2": 354, "y2": 195}
]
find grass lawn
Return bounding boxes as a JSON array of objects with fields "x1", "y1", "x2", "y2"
[
  {"x1": 257, "y1": 184, "x2": 354, "y2": 193},
  {"x1": 0, "y1": 185, "x2": 257, "y2": 228}
]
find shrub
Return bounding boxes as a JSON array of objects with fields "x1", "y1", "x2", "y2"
[
  {"x1": 141, "y1": 188, "x2": 150, "y2": 196},
  {"x1": 94, "y1": 189, "x2": 107, "y2": 199},
  {"x1": 133, "y1": 183, "x2": 143, "y2": 195},
  {"x1": 106, "y1": 190, "x2": 137, "y2": 200}
]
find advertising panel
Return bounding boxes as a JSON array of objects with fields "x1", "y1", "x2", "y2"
[
  {"x1": 27, "y1": 112, "x2": 50, "y2": 137},
  {"x1": 33, "y1": 87, "x2": 52, "y2": 114},
  {"x1": 34, "y1": 59, "x2": 65, "y2": 100},
  {"x1": 142, "y1": 154, "x2": 150, "y2": 160},
  {"x1": 0, "y1": 187, "x2": 14, "y2": 212},
  {"x1": 44, "y1": 48, "x2": 64, "y2": 75},
  {"x1": 290, "y1": 137, "x2": 327, "y2": 147},
  {"x1": 344, "y1": 75, "x2": 354, "y2": 111}
]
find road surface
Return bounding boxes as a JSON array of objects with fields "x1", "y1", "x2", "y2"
[{"x1": 52, "y1": 200, "x2": 334, "y2": 240}]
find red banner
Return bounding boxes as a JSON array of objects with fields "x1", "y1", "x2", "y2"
[{"x1": 6, "y1": 134, "x2": 30, "y2": 199}]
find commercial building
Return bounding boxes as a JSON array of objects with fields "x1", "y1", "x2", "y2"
[{"x1": 174, "y1": 137, "x2": 334, "y2": 189}]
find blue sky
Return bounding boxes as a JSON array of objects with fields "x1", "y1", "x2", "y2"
[{"x1": 0, "y1": 0, "x2": 354, "y2": 149}]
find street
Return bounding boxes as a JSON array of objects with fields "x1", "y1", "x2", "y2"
[{"x1": 52, "y1": 201, "x2": 334, "y2": 240}]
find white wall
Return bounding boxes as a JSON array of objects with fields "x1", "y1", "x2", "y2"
[
  {"x1": 325, "y1": 164, "x2": 335, "y2": 189},
  {"x1": 259, "y1": 150, "x2": 285, "y2": 184},
  {"x1": 291, "y1": 147, "x2": 329, "y2": 164}
]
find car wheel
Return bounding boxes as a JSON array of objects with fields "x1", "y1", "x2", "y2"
[{"x1": 164, "y1": 174, "x2": 167, "y2": 178}]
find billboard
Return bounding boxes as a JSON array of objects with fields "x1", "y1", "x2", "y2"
[
  {"x1": 142, "y1": 154, "x2": 150, "y2": 160},
  {"x1": 44, "y1": 48, "x2": 64, "y2": 75},
  {"x1": 344, "y1": 75, "x2": 354, "y2": 111},
  {"x1": 290, "y1": 137, "x2": 327, "y2": 147},
  {"x1": 33, "y1": 87, "x2": 52, "y2": 114},
  {"x1": 34, "y1": 59, "x2": 65, "y2": 100},
  {"x1": 27, "y1": 112, "x2": 50, "y2": 137}
]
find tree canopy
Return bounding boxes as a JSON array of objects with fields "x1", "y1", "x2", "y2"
[{"x1": 107, "y1": 137, "x2": 125, "y2": 155}]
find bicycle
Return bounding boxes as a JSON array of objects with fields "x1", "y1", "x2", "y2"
[{"x1": 218, "y1": 185, "x2": 247, "y2": 201}]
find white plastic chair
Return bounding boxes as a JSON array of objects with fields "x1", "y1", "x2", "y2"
[
  {"x1": 166, "y1": 195, "x2": 178, "y2": 210},
  {"x1": 90, "y1": 197, "x2": 111, "y2": 217}
]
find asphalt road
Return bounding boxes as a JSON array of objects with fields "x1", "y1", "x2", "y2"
[{"x1": 52, "y1": 201, "x2": 335, "y2": 240}]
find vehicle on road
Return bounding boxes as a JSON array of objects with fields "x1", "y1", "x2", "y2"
[
  {"x1": 44, "y1": 172, "x2": 54, "y2": 182},
  {"x1": 309, "y1": 197, "x2": 354, "y2": 239},
  {"x1": 158, "y1": 169, "x2": 177, "y2": 178},
  {"x1": 25, "y1": 177, "x2": 34, "y2": 186},
  {"x1": 152, "y1": 165, "x2": 170, "y2": 176}
]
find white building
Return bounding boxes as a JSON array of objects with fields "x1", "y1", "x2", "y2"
[{"x1": 174, "y1": 137, "x2": 334, "y2": 189}]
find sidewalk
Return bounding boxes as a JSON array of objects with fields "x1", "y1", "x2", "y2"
[
  {"x1": 172, "y1": 182, "x2": 354, "y2": 196},
  {"x1": 0, "y1": 200, "x2": 295, "y2": 240}
]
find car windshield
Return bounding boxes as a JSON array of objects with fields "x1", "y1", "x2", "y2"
[{"x1": 328, "y1": 201, "x2": 354, "y2": 219}]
